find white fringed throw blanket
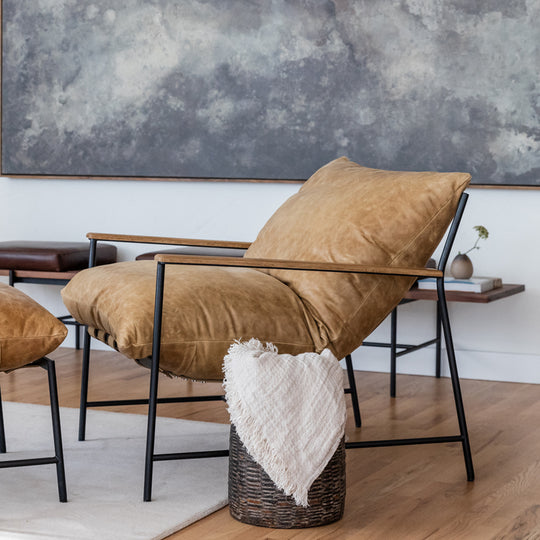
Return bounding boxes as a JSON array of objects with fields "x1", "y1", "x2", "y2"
[{"x1": 223, "y1": 339, "x2": 347, "y2": 506}]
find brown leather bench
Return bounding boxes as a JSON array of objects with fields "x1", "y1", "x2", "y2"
[{"x1": 0, "y1": 241, "x2": 117, "y2": 348}]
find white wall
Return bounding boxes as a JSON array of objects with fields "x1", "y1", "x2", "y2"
[
  {"x1": 1, "y1": 177, "x2": 538, "y2": 383},
  {"x1": 362, "y1": 187, "x2": 540, "y2": 384}
]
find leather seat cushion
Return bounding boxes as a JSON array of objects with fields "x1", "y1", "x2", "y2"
[
  {"x1": 245, "y1": 157, "x2": 470, "y2": 359},
  {"x1": 61, "y1": 261, "x2": 317, "y2": 380},
  {"x1": 0, "y1": 283, "x2": 67, "y2": 372},
  {"x1": 0, "y1": 241, "x2": 117, "y2": 271}
]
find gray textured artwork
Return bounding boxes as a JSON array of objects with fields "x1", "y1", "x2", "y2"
[{"x1": 2, "y1": 0, "x2": 539, "y2": 183}]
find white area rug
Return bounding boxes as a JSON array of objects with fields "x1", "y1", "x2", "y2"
[{"x1": 0, "y1": 402, "x2": 230, "y2": 540}]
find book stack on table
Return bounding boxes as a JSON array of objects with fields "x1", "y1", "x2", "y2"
[{"x1": 417, "y1": 277, "x2": 503, "y2": 293}]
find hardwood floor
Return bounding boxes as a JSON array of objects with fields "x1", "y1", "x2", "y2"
[{"x1": 2, "y1": 347, "x2": 540, "y2": 539}]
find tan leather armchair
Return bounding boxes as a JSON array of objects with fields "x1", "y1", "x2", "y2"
[{"x1": 61, "y1": 157, "x2": 473, "y2": 500}]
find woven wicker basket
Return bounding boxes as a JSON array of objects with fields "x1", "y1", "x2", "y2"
[{"x1": 228, "y1": 425, "x2": 346, "y2": 528}]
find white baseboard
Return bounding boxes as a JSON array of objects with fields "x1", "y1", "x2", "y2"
[{"x1": 345, "y1": 346, "x2": 540, "y2": 385}]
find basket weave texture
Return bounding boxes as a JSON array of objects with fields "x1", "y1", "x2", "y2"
[{"x1": 228, "y1": 425, "x2": 346, "y2": 528}]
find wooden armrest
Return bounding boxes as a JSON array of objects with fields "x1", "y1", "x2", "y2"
[
  {"x1": 154, "y1": 253, "x2": 443, "y2": 278},
  {"x1": 86, "y1": 232, "x2": 251, "y2": 249}
]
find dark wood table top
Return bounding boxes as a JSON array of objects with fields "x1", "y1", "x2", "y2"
[{"x1": 404, "y1": 283, "x2": 525, "y2": 304}]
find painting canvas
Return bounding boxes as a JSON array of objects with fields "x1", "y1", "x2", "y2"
[{"x1": 1, "y1": 0, "x2": 539, "y2": 185}]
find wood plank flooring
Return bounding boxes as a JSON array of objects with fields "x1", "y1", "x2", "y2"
[{"x1": 2, "y1": 347, "x2": 540, "y2": 539}]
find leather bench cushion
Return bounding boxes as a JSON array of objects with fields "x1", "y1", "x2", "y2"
[
  {"x1": 0, "y1": 241, "x2": 117, "y2": 272},
  {"x1": 61, "y1": 261, "x2": 317, "y2": 381},
  {"x1": 136, "y1": 247, "x2": 246, "y2": 261},
  {"x1": 245, "y1": 157, "x2": 470, "y2": 360},
  {"x1": 0, "y1": 283, "x2": 67, "y2": 372}
]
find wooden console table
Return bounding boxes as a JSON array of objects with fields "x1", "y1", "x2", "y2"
[
  {"x1": 363, "y1": 283, "x2": 525, "y2": 396},
  {"x1": 404, "y1": 283, "x2": 525, "y2": 303}
]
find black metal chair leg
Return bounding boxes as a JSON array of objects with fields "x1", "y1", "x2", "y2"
[
  {"x1": 0, "y1": 385, "x2": 6, "y2": 453},
  {"x1": 144, "y1": 351, "x2": 160, "y2": 502},
  {"x1": 437, "y1": 279, "x2": 475, "y2": 481},
  {"x1": 0, "y1": 359, "x2": 67, "y2": 501},
  {"x1": 77, "y1": 239, "x2": 98, "y2": 439},
  {"x1": 75, "y1": 322, "x2": 81, "y2": 350},
  {"x1": 390, "y1": 307, "x2": 397, "y2": 397},
  {"x1": 44, "y1": 358, "x2": 68, "y2": 502},
  {"x1": 144, "y1": 261, "x2": 166, "y2": 502},
  {"x1": 345, "y1": 354, "x2": 362, "y2": 428},
  {"x1": 78, "y1": 329, "x2": 91, "y2": 441},
  {"x1": 435, "y1": 301, "x2": 442, "y2": 378}
]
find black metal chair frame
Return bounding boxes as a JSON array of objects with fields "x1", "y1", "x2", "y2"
[
  {"x1": 0, "y1": 357, "x2": 67, "y2": 502},
  {"x1": 364, "y1": 294, "x2": 443, "y2": 397},
  {"x1": 77, "y1": 192, "x2": 473, "y2": 501}
]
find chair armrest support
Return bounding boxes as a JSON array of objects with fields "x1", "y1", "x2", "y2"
[
  {"x1": 154, "y1": 253, "x2": 443, "y2": 278},
  {"x1": 86, "y1": 232, "x2": 252, "y2": 250}
]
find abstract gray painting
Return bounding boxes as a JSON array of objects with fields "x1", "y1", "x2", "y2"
[{"x1": 2, "y1": 0, "x2": 539, "y2": 184}]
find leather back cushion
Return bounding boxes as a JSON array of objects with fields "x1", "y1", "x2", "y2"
[
  {"x1": 245, "y1": 157, "x2": 470, "y2": 359},
  {"x1": 0, "y1": 283, "x2": 67, "y2": 371}
]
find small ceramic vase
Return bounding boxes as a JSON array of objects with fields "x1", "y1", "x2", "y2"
[{"x1": 450, "y1": 254, "x2": 473, "y2": 279}]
